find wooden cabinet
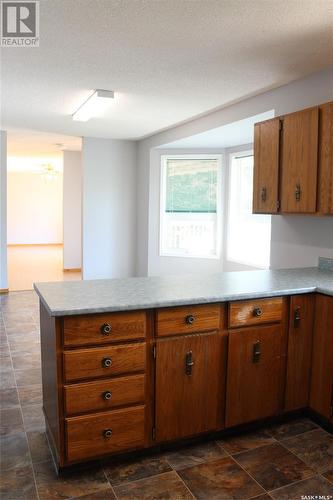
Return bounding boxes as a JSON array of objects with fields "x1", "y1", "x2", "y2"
[
  {"x1": 229, "y1": 297, "x2": 283, "y2": 328},
  {"x1": 253, "y1": 100, "x2": 333, "y2": 216},
  {"x1": 225, "y1": 324, "x2": 285, "y2": 427},
  {"x1": 281, "y1": 107, "x2": 319, "y2": 213},
  {"x1": 155, "y1": 331, "x2": 225, "y2": 442},
  {"x1": 310, "y1": 294, "x2": 333, "y2": 421},
  {"x1": 317, "y1": 102, "x2": 333, "y2": 215},
  {"x1": 285, "y1": 294, "x2": 315, "y2": 411},
  {"x1": 253, "y1": 118, "x2": 280, "y2": 214}
]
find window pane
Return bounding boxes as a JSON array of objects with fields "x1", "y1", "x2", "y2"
[
  {"x1": 227, "y1": 154, "x2": 271, "y2": 268},
  {"x1": 161, "y1": 157, "x2": 220, "y2": 258}
]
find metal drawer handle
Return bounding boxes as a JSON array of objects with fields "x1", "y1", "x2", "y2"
[
  {"x1": 253, "y1": 307, "x2": 263, "y2": 317},
  {"x1": 186, "y1": 315, "x2": 195, "y2": 325},
  {"x1": 101, "y1": 323, "x2": 112, "y2": 335},
  {"x1": 294, "y1": 306, "x2": 301, "y2": 328},
  {"x1": 103, "y1": 391, "x2": 112, "y2": 401},
  {"x1": 102, "y1": 357, "x2": 112, "y2": 368},
  {"x1": 295, "y1": 184, "x2": 301, "y2": 202},
  {"x1": 253, "y1": 341, "x2": 261, "y2": 363},
  {"x1": 261, "y1": 187, "x2": 267, "y2": 202},
  {"x1": 185, "y1": 351, "x2": 194, "y2": 375},
  {"x1": 103, "y1": 429, "x2": 112, "y2": 438}
]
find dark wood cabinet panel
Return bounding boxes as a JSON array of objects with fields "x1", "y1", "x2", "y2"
[
  {"x1": 280, "y1": 107, "x2": 319, "y2": 213},
  {"x1": 225, "y1": 324, "x2": 285, "y2": 427},
  {"x1": 310, "y1": 294, "x2": 333, "y2": 421},
  {"x1": 229, "y1": 297, "x2": 283, "y2": 328},
  {"x1": 155, "y1": 332, "x2": 225, "y2": 442},
  {"x1": 253, "y1": 118, "x2": 280, "y2": 214},
  {"x1": 156, "y1": 304, "x2": 221, "y2": 337},
  {"x1": 285, "y1": 294, "x2": 315, "y2": 411},
  {"x1": 317, "y1": 102, "x2": 333, "y2": 214}
]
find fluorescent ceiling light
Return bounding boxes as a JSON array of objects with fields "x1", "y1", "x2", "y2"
[{"x1": 72, "y1": 89, "x2": 115, "y2": 122}]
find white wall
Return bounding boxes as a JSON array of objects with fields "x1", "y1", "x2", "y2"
[
  {"x1": 82, "y1": 137, "x2": 137, "y2": 280},
  {"x1": 0, "y1": 131, "x2": 7, "y2": 290},
  {"x1": 63, "y1": 151, "x2": 82, "y2": 270},
  {"x1": 137, "y1": 67, "x2": 333, "y2": 275},
  {"x1": 7, "y1": 169, "x2": 63, "y2": 244}
]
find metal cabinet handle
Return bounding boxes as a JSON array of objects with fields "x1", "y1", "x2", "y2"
[
  {"x1": 253, "y1": 307, "x2": 263, "y2": 317},
  {"x1": 103, "y1": 429, "x2": 113, "y2": 438},
  {"x1": 185, "y1": 351, "x2": 194, "y2": 375},
  {"x1": 293, "y1": 306, "x2": 301, "y2": 328},
  {"x1": 253, "y1": 341, "x2": 261, "y2": 363},
  {"x1": 295, "y1": 184, "x2": 301, "y2": 202},
  {"x1": 102, "y1": 357, "x2": 112, "y2": 368},
  {"x1": 101, "y1": 323, "x2": 112, "y2": 335},
  {"x1": 261, "y1": 187, "x2": 267, "y2": 202},
  {"x1": 185, "y1": 315, "x2": 195, "y2": 325},
  {"x1": 103, "y1": 391, "x2": 112, "y2": 400}
]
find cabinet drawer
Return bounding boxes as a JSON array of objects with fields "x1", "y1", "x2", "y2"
[
  {"x1": 229, "y1": 297, "x2": 283, "y2": 328},
  {"x1": 156, "y1": 304, "x2": 221, "y2": 337},
  {"x1": 63, "y1": 311, "x2": 147, "y2": 347},
  {"x1": 66, "y1": 406, "x2": 145, "y2": 462},
  {"x1": 64, "y1": 374, "x2": 145, "y2": 415},
  {"x1": 63, "y1": 343, "x2": 146, "y2": 382}
]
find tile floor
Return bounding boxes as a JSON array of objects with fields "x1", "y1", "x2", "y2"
[{"x1": 1, "y1": 291, "x2": 333, "y2": 500}]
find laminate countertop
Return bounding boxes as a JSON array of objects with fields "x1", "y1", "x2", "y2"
[{"x1": 34, "y1": 266, "x2": 333, "y2": 317}]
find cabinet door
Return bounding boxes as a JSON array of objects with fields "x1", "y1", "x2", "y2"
[
  {"x1": 281, "y1": 107, "x2": 319, "y2": 213},
  {"x1": 285, "y1": 295, "x2": 314, "y2": 411},
  {"x1": 155, "y1": 332, "x2": 225, "y2": 442},
  {"x1": 225, "y1": 325, "x2": 284, "y2": 427},
  {"x1": 253, "y1": 118, "x2": 280, "y2": 214},
  {"x1": 317, "y1": 102, "x2": 333, "y2": 214},
  {"x1": 310, "y1": 295, "x2": 333, "y2": 421}
]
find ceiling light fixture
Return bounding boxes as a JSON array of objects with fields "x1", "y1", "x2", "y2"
[{"x1": 72, "y1": 89, "x2": 115, "y2": 122}]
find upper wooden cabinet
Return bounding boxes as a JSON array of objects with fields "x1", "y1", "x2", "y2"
[
  {"x1": 253, "y1": 100, "x2": 333, "y2": 215},
  {"x1": 281, "y1": 107, "x2": 319, "y2": 213},
  {"x1": 253, "y1": 118, "x2": 280, "y2": 214}
]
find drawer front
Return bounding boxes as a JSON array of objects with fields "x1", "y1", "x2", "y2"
[
  {"x1": 64, "y1": 374, "x2": 145, "y2": 415},
  {"x1": 63, "y1": 343, "x2": 146, "y2": 382},
  {"x1": 229, "y1": 297, "x2": 283, "y2": 328},
  {"x1": 66, "y1": 406, "x2": 145, "y2": 462},
  {"x1": 156, "y1": 304, "x2": 221, "y2": 337},
  {"x1": 63, "y1": 311, "x2": 147, "y2": 347}
]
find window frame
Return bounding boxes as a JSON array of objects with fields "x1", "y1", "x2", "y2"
[
  {"x1": 225, "y1": 149, "x2": 271, "y2": 269},
  {"x1": 159, "y1": 154, "x2": 223, "y2": 259}
]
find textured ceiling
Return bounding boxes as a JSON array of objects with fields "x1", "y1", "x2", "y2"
[{"x1": 1, "y1": 0, "x2": 333, "y2": 140}]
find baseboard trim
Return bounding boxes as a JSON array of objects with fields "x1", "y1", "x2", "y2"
[
  {"x1": 63, "y1": 268, "x2": 81, "y2": 272},
  {"x1": 0, "y1": 288, "x2": 9, "y2": 294}
]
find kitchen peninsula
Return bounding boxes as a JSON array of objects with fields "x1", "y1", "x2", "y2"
[{"x1": 34, "y1": 262, "x2": 333, "y2": 470}]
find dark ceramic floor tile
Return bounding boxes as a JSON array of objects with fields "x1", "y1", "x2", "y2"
[
  {"x1": 27, "y1": 430, "x2": 52, "y2": 463},
  {"x1": 323, "y1": 468, "x2": 333, "y2": 484},
  {"x1": 8, "y1": 338, "x2": 40, "y2": 354},
  {"x1": 12, "y1": 352, "x2": 41, "y2": 371},
  {"x1": 266, "y1": 418, "x2": 318, "y2": 440},
  {"x1": 0, "y1": 463, "x2": 38, "y2": 499},
  {"x1": 15, "y1": 369, "x2": 42, "y2": 387},
  {"x1": 104, "y1": 454, "x2": 172, "y2": 485},
  {"x1": 251, "y1": 495, "x2": 272, "y2": 500},
  {"x1": 282, "y1": 429, "x2": 333, "y2": 473},
  {"x1": 270, "y1": 475, "x2": 333, "y2": 499},
  {"x1": 178, "y1": 456, "x2": 264, "y2": 500},
  {"x1": 71, "y1": 487, "x2": 117, "y2": 499},
  {"x1": 0, "y1": 387, "x2": 20, "y2": 409},
  {"x1": 0, "y1": 370, "x2": 16, "y2": 389},
  {"x1": 0, "y1": 344, "x2": 10, "y2": 356},
  {"x1": 0, "y1": 432, "x2": 30, "y2": 471},
  {"x1": 218, "y1": 429, "x2": 276, "y2": 455},
  {"x1": 114, "y1": 470, "x2": 194, "y2": 500},
  {"x1": 0, "y1": 407, "x2": 24, "y2": 436},
  {"x1": 165, "y1": 441, "x2": 227, "y2": 470},
  {"x1": 33, "y1": 460, "x2": 110, "y2": 500},
  {"x1": 22, "y1": 404, "x2": 45, "y2": 431},
  {"x1": 18, "y1": 384, "x2": 43, "y2": 406},
  {"x1": 235, "y1": 442, "x2": 314, "y2": 491}
]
